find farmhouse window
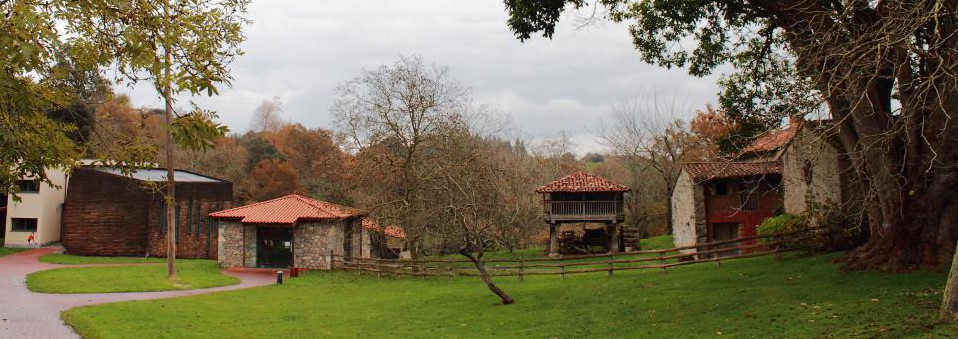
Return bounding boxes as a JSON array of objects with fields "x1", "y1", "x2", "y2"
[
  {"x1": 739, "y1": 183, "x2": 760, "y2": 211},
  {"x1": 713, "y1": 181, "x2": 729, "y2": 196},
  {"x1": 16, "y1": 179, "x2": 40, "y2": 193},
  {"x1": 11, "y1": 218, "x2": 38, "y2": 232}
]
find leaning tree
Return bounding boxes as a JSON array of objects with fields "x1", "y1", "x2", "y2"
[{"x1": 504, "y1": 0, "x2": 958, "y2": 320}]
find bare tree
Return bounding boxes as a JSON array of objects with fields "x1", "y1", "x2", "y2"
[
  {"x1": 598, "y1": 97, "x2": 710, "y2": 236},
  {"x1": 332, "y1": 55, "x2": 469, "y2": 260},
  {"x1": 250, "y1": 97, "x2": 285, "y2": 133}
]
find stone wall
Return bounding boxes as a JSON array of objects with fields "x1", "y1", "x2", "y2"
[
  {"x1": 217, "y1": 221, "x2": 244, "y2": 268},
  {"x1": 243, "y1": 224, "x2": 256, "y2": 267},
  {"x1": 671, "y1": 170, "x2": 699, "y2": 254},
  {"x1": 783, "y1": 126, "x2": 844, "y2": 216},
  {"x1": 294, "y1": 221, "x2": 337, "y2": 269}
]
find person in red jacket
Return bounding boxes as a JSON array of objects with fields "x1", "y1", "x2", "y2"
[{"x1": 27, "y1": 232, "x2": 35, "y2": 246}]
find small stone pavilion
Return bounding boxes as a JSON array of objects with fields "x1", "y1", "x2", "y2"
[
  {"x1": 210, "y1": 194, "x2": 404, "y2": 270},
  {"x1": 536, "y1": 171, "x2": 631, "y2": 256}
]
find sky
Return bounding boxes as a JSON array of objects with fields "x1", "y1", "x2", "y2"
[{"x1": 121, "y1": 0, "x2": 723, "y2": 155}]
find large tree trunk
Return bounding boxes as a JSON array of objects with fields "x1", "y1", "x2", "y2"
[
  {"x1": 461, "y1": 250, "x2": 514, "y2": 305},
  {"x1": 940, "y1": 240, "x2": 958, "y2": 322},
  {"x1": 162, "y1": 57, "x2": 176, "y2": 280}
]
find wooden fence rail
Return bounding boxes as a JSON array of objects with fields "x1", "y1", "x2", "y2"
[{"x1": 331, "y1": 228, "x2": 827, "y2": 280}]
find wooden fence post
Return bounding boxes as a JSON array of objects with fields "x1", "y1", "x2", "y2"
[
  {"x1": 660, "y1": 254, "x2": 668, "y2": 274},
  {"x1": 376, "y1": 258, "x2": 381, "y2": 278},
  {"x1": 518, "y1": 256, "x2": 524, "y2": 283},
  {"x1": 358, "y1": 257, "x2": 363, "y2": 275},
  {"x1": 607, "y1": 253, "x2": 614, "y2": 277},
  {"x1": 448, "y1": 257, "x2": 454, "y2": 280},
  {"x1": 560, "y1": 256, "x2": 565, "y2": 280}
]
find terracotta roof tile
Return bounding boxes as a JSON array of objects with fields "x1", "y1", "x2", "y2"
[
  {"x1": 740, "y1": 122, "x2": 802, "y2": 155},
  {"x1": 535, "y1": 171, "x2": 631, "y2": 193},
  {"x1": 209, "y1": 194, "x2": 364, "y2": 224},
  {"x1": 361, "y1": 218, "x2": 406, "y2": 239},
  {"x1": 683, "y1": 161, "x2": 782, "y2": 181}
]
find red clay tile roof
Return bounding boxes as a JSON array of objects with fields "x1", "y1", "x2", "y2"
[
  {"x1": 535, "y1": 171, "x2": 631, "y2": 193},
  {"x1": 361, "y1": 218, "x2": 406, "y2": 240},
  {"x1": 683, "y1": 161, "x2": 782, "y2": 181},
  {"x1": 740, "y1": 122, "x2": 802, "y2": 155},
  {"x1": 209, "y1": 194, "x2": 365, "y2": 224}
]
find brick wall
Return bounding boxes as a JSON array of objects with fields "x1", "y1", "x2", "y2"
[
  {"x1": 62, "y1": 169, "x2": 151, "y2": 256},
  {"x1": 63, "y1": 168, "x2": 232, "y2": 259}
]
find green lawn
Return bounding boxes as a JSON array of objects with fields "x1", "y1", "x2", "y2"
[
  {"x1": 0, "y1": 247, "x2": 26, "y2": 257},
  {"x1": 28, "y1": 260, "x2": 238, "y2": 294},
  {"x1": 40, "y1": 253, "x2": 167, "y2": 265},
  {"x1": 61, "y1": 250, "x2": 955, "y2": 338}
]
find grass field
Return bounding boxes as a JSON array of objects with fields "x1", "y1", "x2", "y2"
[
  {"x1": 62, "y1": 247, "x2": 955, "y2": 338},
  {"x1": 0, "y1": 247, "x2": 26, "y2": 257},
  {"x1": 40, "y1": 253, "x2": 167, "y2": 265},
  {"x1": 0, "y1": 237, "x2": 27, "y2": 257},
  {"x1": 28, "y1": 260, "x2": 238, "y2": 293}
]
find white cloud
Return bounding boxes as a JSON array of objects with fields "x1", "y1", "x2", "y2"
[{"x1": 122, "y1": 0, "x2": 722, "y2": 153}]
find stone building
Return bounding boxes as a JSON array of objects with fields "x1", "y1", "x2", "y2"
[
  {"x1": 61, "y1": 166, "x2": 233, "y2": 258},
  {"x1": 671, "y1": 117, "x2": 853, "y2": 255},
  {"x1": 671, "y1": 162, "x2": 783, "y2": 255},
  {"x1": 780, "y1": 121, "x2": 854, "y2": 215},
  {"x1": 210, "y1": 194, "x2": 405, "y2": 269}
]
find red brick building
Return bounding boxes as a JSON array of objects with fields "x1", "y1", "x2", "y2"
[{"x1": 61, "y1": 167, "x2": 232, "y2": 259}]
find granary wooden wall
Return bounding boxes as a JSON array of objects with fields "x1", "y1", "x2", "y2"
[{"x1": 62, "y1": 168, "x2": 232, "y2": 259}]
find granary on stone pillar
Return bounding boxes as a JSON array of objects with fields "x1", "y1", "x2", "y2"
[{"x1": 535, "y1": 171, "x2": 631, "y2": 256}]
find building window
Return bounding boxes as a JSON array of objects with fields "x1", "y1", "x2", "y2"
[
  {"x1": 195, "y1": 201, "x2": 202, "y2": 236},
  {"x1": 175, "y1": 205, "x2": 181, "y2": 243},
  {"x1": 713, "y1": 181, "x2": 729, "y2": 196},
  {"x1": 188, "y1": 200, "x2": 194, "y2": 235},
  {"x1": 160, "y1": 202, "x2": 167, "y2": 235},
  {"x1": 17, "y1": 180, "x2": 40, "y2": 193},
  {"x1": 740, "y1": 183, "x2": 760, "y2": 211},
  {"x1": 11, "y1": 218, "x2": 38, "y2": 232}
]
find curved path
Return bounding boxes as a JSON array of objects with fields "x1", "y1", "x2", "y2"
[{"x1": 0, "y1": 247, "x2": 276, "y2": 339}]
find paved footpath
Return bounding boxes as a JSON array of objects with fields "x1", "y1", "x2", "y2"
[{"x1": 0, "y1": 247, "x2": 275, "y2": 339}]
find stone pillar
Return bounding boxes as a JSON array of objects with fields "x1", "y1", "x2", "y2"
[
  {"x1": 607, "y1": 222, "x2": 620, "y2": 253},
  {"x1": 548, "y1": 223, "x2": 559, "y2": 257}
]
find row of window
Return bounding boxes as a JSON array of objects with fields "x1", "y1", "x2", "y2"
[{"x1": 158, "y1": 201, "x2": 222, "y2": 250}]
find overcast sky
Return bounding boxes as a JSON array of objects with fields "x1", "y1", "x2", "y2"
[{"x1": 121, "y1": 0, "x2": 722, "y2": 154}]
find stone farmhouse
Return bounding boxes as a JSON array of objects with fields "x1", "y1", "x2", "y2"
[
  {"x1": 671, "y1": 161, "x2": 783, "y2": 255},
  {"x1": 62, "y1": 166, "x2": 233, "y2": 259},
  {"x1": 210, "y1": 194, "x2": 406, "y2": 270},
  {"x1": 671, "y1": 117, "x2": 850, "y2": 255}
]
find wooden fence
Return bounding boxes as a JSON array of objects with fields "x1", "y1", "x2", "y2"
[{"x1": 332, "y1": 228, "x2": 825, "y2": 280}]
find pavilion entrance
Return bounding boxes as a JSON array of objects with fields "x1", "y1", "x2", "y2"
[{"x1": 256, "y1": 227, "x2": 293, "y2": 268}]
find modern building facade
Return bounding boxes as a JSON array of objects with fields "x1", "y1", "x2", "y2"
[
  {"x1": 3, "y1": 166, "x2": 69, "y2": 247},
  {"x1": 61, "y1": 167, "x2": 233, "y2": 258}
]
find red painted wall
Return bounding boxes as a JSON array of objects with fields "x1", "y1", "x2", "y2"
[{"x1": 702, "y1": 175, "x2": 783, "y2": 246}]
